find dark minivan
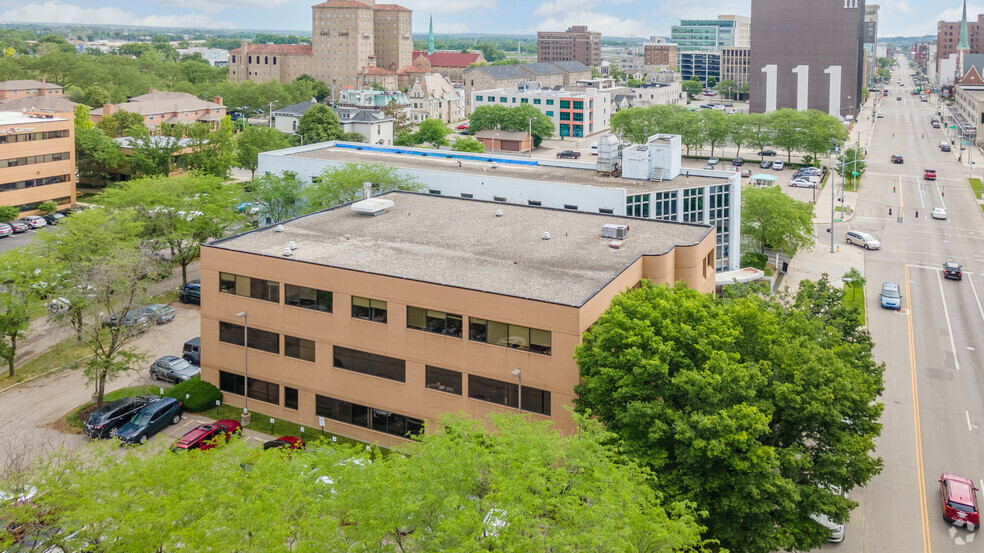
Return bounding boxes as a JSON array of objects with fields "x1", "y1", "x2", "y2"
[
  {"x1": 84, "y1": 395, "x2": 158, "y2": 439},
  {"x1": 116, "y1": 398, "x2": 184, "y2": 445},
  {"x1": 179, "y1": 279, "x2": 201, "y2": 305}
]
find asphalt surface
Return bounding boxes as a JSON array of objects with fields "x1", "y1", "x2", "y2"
[
  {"x1": 0, "y1": 225, "x2": 48, "y2": 253},
  {"x1": 834, "y1": 63, "x2": 984, "y2": 552}
]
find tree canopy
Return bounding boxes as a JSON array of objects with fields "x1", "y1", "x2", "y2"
[
  {"x1": 741, "y1": 185, "x2": 815, "y2": 256},
  {"x1": 574, "y1": 281, "x2": 884, "y2": 553},
  {"x1": 468, "y1": 104, "x2": 554, "y2": 146},
  {"x1": 306, "y1": 163, "x2": 421, "y2": 211},
  {"x1": 297, "y1": 104, "x2": 342, "y2": 145}
]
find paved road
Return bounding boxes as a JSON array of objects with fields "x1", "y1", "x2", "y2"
[
  {"x1": 835, "y1": 62, "x2": 984, "y2": 552},
  {"x1": 0, "y1": 226, "x2": 48, "y2": 254}
]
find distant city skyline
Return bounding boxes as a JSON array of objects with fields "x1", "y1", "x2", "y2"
[{"x1": 0, "y1": 0, "x2": 967, "y2": 38}]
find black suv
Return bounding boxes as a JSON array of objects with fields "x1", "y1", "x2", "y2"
[
  {"x1": 84, "y1": 395, "x2": 158, "y2": 439},
  {"x1": 179, "y1": 279, "x2": 201, "y2": 304},
  {"x1": 944, "y1": 261, "x2": 963, "y2": 281},
  {"x1": 891, "y1": 155, "x2": 904, "y2": 164},
  {"x1": 556, "y1": 150, "x2": 581, "y2": 159}
]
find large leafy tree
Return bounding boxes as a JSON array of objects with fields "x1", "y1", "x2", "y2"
[
  {"x1": 0, "y1": 414, "x2": 708, "y2": 553},
  {"x1": 801, "y1": 110, "x2": 848, "y2": 167},
  {"x1": 236, "y1": 125, "x2": 290, "y2": 178},
  {"x1": 248, "y1": 171, "x2": 307, "y2": 223},
  {"x1": 468, "y1": 104, "x2": 553, "y2": 146},
  {"x1": 74, "y1": 104, "x2": 125, "y2": 183},
  {"x1": 123, "y1": 123, "x2": 183, "y2": 177},
  {"x1": 741, "y1": 185, "x2": 815, "y2": 256},
  {"x1": 95, "y1": 109, "x2": 144, "y2": 138},
  {"x1": 451, "y1": 136, "x2": 485, "y2": 152},
  {"x1": 575, "y1": 281, "x2": 884, "y2": 553},
  {"x1": 681, "y1": 77, "x2": 703, "y2": 100},
  {"x1": 297, "y1": 103, "x2": 342, "y2": 145},
  {"x1": 98, "y1": 174, "x2": 243, "y2": 285},
  {"x1": 380, "y1": 99, "x2": 411, "y2": 134},
  {"x1": 305, "y1": 163, "x2": 421, "y2": 210},
  {"x1": 0, "y1": 248, "x2": 44, "y2": 378},
  {"x1": 770, "y1": 108, "x2": 807, "y2": 163},
  {"x1": 184, "y1": 118, "x2": 236, "y2": 177},
  {"x1": 835, "y1": 145, "x2": 867, "y2": 188},
  {"x1": 700, "y1": 109, "x2": 731, "y2": 157},
  {"x1": 413, "y1": 118, "x2": 450, "y2": 147}
]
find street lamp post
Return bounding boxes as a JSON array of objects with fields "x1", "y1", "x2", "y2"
[
  {"x1": 235, "y1": 311, "x2": 250, "y2": 426},
  {"x1": 528, "y1": 118, "x2": 533, "y2": 159},
  {"x1": 493, "y1": 133, "x2": 499, "y2": 155},
  {"x1": 511, "y1": 368, "x2": 522, "y2": 414}
]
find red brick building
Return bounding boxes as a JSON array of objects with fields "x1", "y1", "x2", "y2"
[{"x1": 938, "y1": 14, "x2": 984, "y2": 62}]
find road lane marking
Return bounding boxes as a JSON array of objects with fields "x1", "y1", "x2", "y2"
[
  {"x1": 936, "y1": 270, "x2": 961, "y2": 371},
  {"x1": 969, "y1": 275, "x2": 984, "y2": 325},
  {"x1": 936, "y1": 180, "x2": 947, "y2": 210},
  {"x1": 905, "y1": 265, "x2": 933, "y2": 553},
  {"x1": 968, "y1": 411, "x2": 973, "y2": 432}
]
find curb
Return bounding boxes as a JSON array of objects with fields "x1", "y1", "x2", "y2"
[{"x1": 0, "y1": 354, "x2": 94, "y2": 398}]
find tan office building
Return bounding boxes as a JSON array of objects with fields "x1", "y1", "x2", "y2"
[
  {"x1": 721, "y1": 46, "x2": 750, "y2": 86},
  {"x1": 644, "y1": 43, "x2": 678, "y2": 68},
  {"x1": 537, "y1": 26, "x2": 601, "y2": 67},
  {"x1": 0, "y1": 111, "x2": 75, "y2": 214},
  {"x1": 200, "y1": 192, "x2": 715, "y2": 446}
]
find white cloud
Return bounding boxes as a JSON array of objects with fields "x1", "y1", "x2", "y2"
[
  {"x1": 160, "y1": 0, "x2": 289, "y2": 15},
  {"x1": 533, "y1": 0, "x2": 595, "y2": 17},
  {"x1": 936, "y1": 4, "x2": 984, "y2": 22},
  {"x1": 413, "y1": 19, "x2": 469, "y2": 33},
  {"x1": 398, "y1": 0, "x2": 493, "y2": 15},
  {"x1": 0, "y1": 1, "x2": 234, "y2": 28},
  {"x1": 535, "y1": 12, "x2": 648, "y2": 37}
]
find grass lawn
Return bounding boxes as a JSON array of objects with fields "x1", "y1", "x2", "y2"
[
  {"x1": 0, "y1": 336, "x2": 90, "y2": 391},
  {"x1": 62, "y1": 385, "x2": 162, "y2": 432},
  {"x1": 968, "y1": 177, "x2": 982, "y2": 196},
  {"x1": 843, "y1": 178, "x2": 859, "y2": 192},
  {"x1": 198, "y1": 404, "x2": 384, "y2": 452},
  {"x1": 843, "y1": 283, "x2": 866, "y2": 322}
]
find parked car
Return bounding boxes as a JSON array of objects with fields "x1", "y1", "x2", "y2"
[
  {"x1": 759, "y1": 160, "x2": 772, "y2": 169},
  {"x1": 758, "y1": 149, "x2": 776, "y2": 157},
  {"x1": 940, "y1": 473, "x2": 979, "y2": 529},
  {"x1": 932, "y1": 207, "x2": 948, "y2": 220},
  {"x1": 944, "y1": 261, "x2": 963, "y2": 280},
  {"x1": 932, "y1": 120, "x2": 941, "y2": 128},
  {"x1": 845, "y1": 230, "x2": 881, "y2": 250},
  {"x1": 46, "y1": 297, "x2": 70, "y2": 314},
  {"x1": 42, "y1": 213, "x2": 66, "y2": 226},
  {"x1": 797, "y1": 167, "x2": 823, "y2": 175},
  {"x1": 84, "y1": 395, "x2": 158, "y2": 439},
  {"x1": 182, "y1": 337, "x2": 201, "y2": 364},
  {"x1": 0, "y1": 223, "x2": 11, "y2": 238},
  {"x1": 897, "y1": 96, "x2": 902, "y2": 101},
  {"x1": 789, "y1": 178, "x2": 816, "y2": 188},
  {"x1": 150, "y1": 356, "x2": 200, "y2": 383},
  {"x1": 707, "y1": 157, "x2": 720, "y2": 165},
  {"x1": 891, "y1": 155, "x2": 904, "y2": 164},
  {"x1": 772, "y1": 160, "x2": 784, "y2": 171},
  {"x1": 8, "y1": 221, "x2": 28, "y2": 234},
  {"x1": 740, "y1": 168, "x2": 752, "y2": 177},
  {"x1": 925, "y1": 169, "x2": 937, "y2": 180},
  {"x1": 136, "y1": 304, "x2": 175, "y2": 324},
  {"x1": 116, "y1": 398, "x2": 184, "y2": 445},
  {"x1": 941, "y1": 142, "x2": 952, "y2": 152},
  {"x1": 18, "y1": 216, "x2": 46, "y2": 229},
  {"x1": 179, "y1": 279, "x2": 201, "y2": 305},
  {"x1": 876, "y1": 112, "x2": 884, "y2": 118},
  {"x1": 101, "y1": 309, "x2": 150, "y2": 329},
  {"x1": 703, "y1": 164, "x2": 714, "y2": 170},
  {"x1": 172, "y1": 419, "x2": 242, "y2": 452},
  {"x1": 556, "y1": 150, "x2": 581, "y2": 159},
  {"x1": 263, "y1": 436, "x2": 306, "y2": 451},
  {"x1": 732, "y1": 157, "x2": 744, "y2": 166},
  {"x1": 809, "y1": 486, "x2": 847, "y2": 543},
  {"x1": 880, "y1": 282, "x2": 902, "y2": 310},
  {"x1": 455, "y1": 123, "x2": 469, "y2": 130}
]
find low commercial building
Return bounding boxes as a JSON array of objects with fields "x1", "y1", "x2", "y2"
[
  {"x1": 473, "y1": 130, "x2": 532, "y2": 153},
  {"x1": 0, "y1": 111, "x2": 75, "y2": 214},
  {"x1": 337, "y1": 89, "x2": 408, "y2": 109},
  {"x1": 0, "y1": 79, "x2": 64, "y2": 100},
  {"x1": 462, "y1": 61, "x2": 592, "y2": 112},
  {"x1": 627, "y1": 82, "x2": 686, "y2": 108},
  {"x1": 257, "y1": 135, "x2": 741, "y2": 271},
  {"x1": 200, "y1": 191, "x2": 716, "y2": 445},
  {"x1": 272, "y1": 101, "x2": 394, "y2": 145},
  {"x1": 471, "y1": 83, "x2": 611, "y2": 138},
  {"x1": 950, "y1": 85, "x2": 984, "y2": 145},
  {"x1": 90, "y1": 91, "x2": 226, "y2": 130}
]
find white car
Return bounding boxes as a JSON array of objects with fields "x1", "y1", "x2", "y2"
[
  {"x1": 18, "y1": 216, "x2": 46, "y2": 229},
  {"x1": 789, "y1": 178, "x2": 816, "y2": 188},
  {"x1": 772, "y1": 160, "x2": 784, "y2": 171},
  {"x1": 876, "y1": 112, "x2": 884, "y2": 118},
  {"x1": 932, "y1": 207, "x2": 948, "y2": 220}
]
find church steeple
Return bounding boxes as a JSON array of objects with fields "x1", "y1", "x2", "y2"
[
  {"x1": 959, "y1": 0, "x2": 970, "y2": 51},
  {"x1": 427, "y1": 16, "x2": 435, "y2": 56}
]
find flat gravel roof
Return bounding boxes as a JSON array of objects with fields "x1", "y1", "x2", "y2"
[{"x1": 211, "y1": 192, "x2": 711, "y2": 306}]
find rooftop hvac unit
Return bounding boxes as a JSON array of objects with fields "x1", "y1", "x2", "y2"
[
  {"x1": 351, "y1": 198, "x2": 395, "y2": 216},
  {"x1": 601, "y1": 224, "x2": 628, "y2": 240}
]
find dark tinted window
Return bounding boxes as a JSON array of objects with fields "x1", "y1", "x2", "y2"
[
  {"x1": 219, "y1": 273, "x2": 279, "y2": 303},
  {"x1": 425, "y1": 366, "x2": 462, "y2": 395},
  {"x1": 316, "y1": 395, "x2": 422, "y2": 437},
  {"x1": 248, "y1": 378, "x2": 279, "y2": 405},
  {"x1": 219, "y1": 371, "x2": 245, "y2": 395},
  {"x1": 352, "y1": 296, "x2": 387, "y2": 323},
  {"x1": 407, "y1": 306, "x2": 462, "y2": 337},
  {"x1": 219, "y1": 321, "x2": 279, "y2": 354},
  {"x1": 285, "y1": 284, "x2": 332, "y2": 312},
  {"x1": 219, "y1": 321, "x2": 244, "y2": 346},
  {"x1": 333, "y1": 346, "x2": 405, "y2": 382},
  {"x1": 285, "y1": 335, "x2": 316, "y2": 362},
  {"x1": 468, "y1": 375, "x2": 551, "y2": 416},
  {"x1": 468, "y1": 318, "x2": 551, "y2": 355},
  {"x1": 285, "y1": 387, "x2": 298, "y2": 410}
]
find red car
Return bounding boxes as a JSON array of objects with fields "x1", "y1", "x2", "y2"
[
  {"x1": 171, "y1": 419, "x2": 242, "y2": 452},
  {"x1": 263, "y1": 436, "x2": 306, "y2": 451},
  {"x1": 456, "y1": 123, "x2": 469, "y2": 130},
  {"x1": 941, "y1": 474, "x2": 980, "y2": 529},
  {"x1": 925, "y1": 169, "x2": 937, "y2": 180}
]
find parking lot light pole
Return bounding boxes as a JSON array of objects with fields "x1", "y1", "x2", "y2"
[
  {"x1": 511, "y1": 368, "x2": 522, "y2": 414},
  {"x1": 236, "y1": 311, "x2": 250, "y2": 426}
]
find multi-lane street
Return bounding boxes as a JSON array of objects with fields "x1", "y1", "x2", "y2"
[{"x1": 836, "y1": 64, "x2": 984, "y2": 552}]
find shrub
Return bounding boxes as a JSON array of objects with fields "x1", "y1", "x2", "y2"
[
  {"x1": 164, "y1": 376, "x2": 222, "y2": 412},
  {"x1": 741, "y1": 252, "x2": 768, "y2": 270}
]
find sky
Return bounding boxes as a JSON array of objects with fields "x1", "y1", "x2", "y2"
[{"x1": 0, "y1": 0, "x2": 966, "y2": 38}]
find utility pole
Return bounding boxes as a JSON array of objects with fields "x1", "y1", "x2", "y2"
[{"x1": 268, "y1": 101, "x2": 273, "y2": 128}]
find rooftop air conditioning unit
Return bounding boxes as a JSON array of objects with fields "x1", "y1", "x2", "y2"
[
  {"x1": 351, "y1": 198, "x2": 395, "y2": 216},
  {"x1": 601, "y1": 224, "x2": 628, "y2": 240}
]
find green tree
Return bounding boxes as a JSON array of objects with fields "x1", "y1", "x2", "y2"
[
  {"x1": 306, "y1": 163, "x2": 420, "y2": 210},
  {"x1": 700, "y1": 109, "x2": 731, "y2": 157},
  {"x1": 393, "y1": 130, "x2": 416, "y2": 146},
  {"x1": 591, "y1": 66, "x2": 602, "y2": 79},
  {"x1": 468, "y1": 104, "x2": 553, "y2": 147},
  {"x1": 575, "y1": 281, "x2": 884, "y2": 553},
  {"x1": 0, "y1": 249, "x2": 43, "y2": 378},
  {"x1": 36, "y1": 201, "x2": 58, "y2": 214},
  {"x1": 124, "y1": 124, "x2": 182, "y2": 177},
  {"x1": 835, "y1": 146, "x2": 867, "y2": 188},
  {"x1": 82, "y1": 85, "x2": 110, "y2": 108},
  {"x1": 96, "y1": 109, "x2": 145, "y2": 138},
  {"x1": 339, "y1": 131, "x2": 367, "y2": 143},
  {"x1": 74, "y1": 104, "x2": 126, "y2": 183},
  {"x1": 745, "y1": 112, "x2": 774, "y2": 158},
  {"x1": 741, "y1": 185, "x2": 815, "y2": 255},
  {"x1": 769, "y1": 109, "x2": 807, "y2": 163},
  {"x1": 681, "y1": 77, "x2": 703, "y2": 100},
  {"x1": 728, "y1": 113, "x2": 751, "y2": 157},
  {"x1": 0, "y1": 206, "x2": 18, "y2": 222},
  {"x1": 248, "y1": 171, "x2": 307, "y2": 223},
  {"x1": 610, "y1": 105, "x2": 683, "y2": 144},
  {"x1": 801, "y1": 110, "x2": 848, "y2": 167},
  {"x1": 843, "y1": 267, "x2": 865, "y2": 301},
  {"x1": 626, "y1": 78, "x2": 644, "y2": 87},
  {"x1": 236, "y1": 125, "x2": 290, "y2": 178},
  {"x1": 706, "y1": 76, "x2": 717, "y2": 88},
  {"x1": 98, "y1": 174, "x2": 243, "y2": 285},
  {"x1": 414, "y1": 118, "x2": 450, "y2": 147},
  {"x1": 184, "y1": 119, "x2": 236, "y2": 177},
  {"x1": 476, "y1": 42, "x2": 506, "y2": 62},
  {"x1": 380, "y1": 99, "x2": 411, "y2": 134},
  {"x1": 297, "y1": 103, "x2": 342, "y2": 145},
  {"x1": 717, "y1": 78, "x2": 738, "y2": 99},
  {"x1": 676, "y1": 110, "x2": 706, "y2": 155},
  {"x1": 738, "y1": 83, "x2": 750, "y2": 99},
  {"x1": 451, "y1": 137, "x2": 485, "y2": 152}
]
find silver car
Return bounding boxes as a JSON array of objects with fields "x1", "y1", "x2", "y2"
[
  {"x1": 845, "y1": 230, "x2": 880, "y2": 250},
  {"x1": 932, "y1": 207, "x2": 948, "y2": 220},
  {"x1": 150, "y1": 356, "x2": 201, "y2": 383}
]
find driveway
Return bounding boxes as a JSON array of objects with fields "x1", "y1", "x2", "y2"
[{"x1": 0, "y1": 302, "x2": 203, "y2": 475}]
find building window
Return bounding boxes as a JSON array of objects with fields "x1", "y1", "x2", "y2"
[
  {"x1": 500, "y1": 97, "x2": 507, "y2": 103},
  {"x1": 407, "y1": 306, "x2": 463, "y2": 337},
  {"x1": 493, "y1": 196, "x2": 507, "y2": 202},
  {"x1": 425, "y1": 365, "x2": 462, "y2": 395},
  {"x1": 468, "y1": 318, "x2": 551, "y2": 355},
  {"x1": 653, "y1": 191, "x2": 678, "y2": 221},
  {"x1": 219, "y1": 273, "x2": 280, "y2": 303},
  {"x1": 333, "y1": 346, "x2": 406, "y2": 382},
  {"x1": 351, "y1": 296, "x2": 387, "y2": 323},
  {"x1": 572, "y1": 101, "x2": 583, "y2": 109},
  {"x1": 533, "y1": 99, "x2": 541, "y2": 105},
  {"x1": 560, "y1": 100, "x2": 570, "y2": 109},
  {"x1": 285, "y1": 284, "x2": 332, "y2": 312},
  {"x1": 219, "y1": 371, "x2": 245, "y2": 396},
  {"x1": 429, "y1": 189, "x2": 441, "y2": 195},
  {"x1": 0, "y1": 151, "x2": 71, "y2": 169},
  {"x1": 520, "y1": 98, "x2": 528, "y2": 103},
  {"x1": 599, "y1": 208, "x2": 614, "y2": 214},
  {"x1": 273, "y1": 56, "x2": 277, "y2": 65},
  {"x1": 572, "y1": 112, "x2": 583, "y2": 122},
  {"x1": 467, "y1": 375, "x2": 551, "y2": 416},
  {"x1": 626, "y1": 194, "x2": 650, "y2": 218},
  {"x1": 545, "y1": 111, "x2": 553, "y2": 117},
  {"x1": 683, "y1": 187, "x2": 704, "y2": 223},
  {"x1": 316, "y1": 395, "x2": 423, "y2": 437},
  {"x1": 563, "y1": 204, "x2": 578, "y2": 210},
  {"x1": 572, "y1": 124, "x2": 583, "y2": 138},
  {"x1": 528, "y1": 200, "x2": 542, "y2": 206},
  {"x1": 461, "y1": 193, "x2": 474, "y2": 199},
  {"x1": 284, "y1": 387, "x2": 298, "y2": 410},
  {"x1": 285, "y1": 335, "x2": 316, "y2": 362},
  {"x1": 560, "y1": 112, "x2": 570, "y2": 121},
  {"x1": 476, "y1": 95, "x2": 483, "y2": 101},
  {"x1": 560, "y1": 124, "x2": 570, "y2": 137},
  {"x1": 248, "y1": 378, "x2": 279, "y2": 404},
  {"x1": 218, "y1": 321, "x2": 280, "y2": 354},
  {"x1": 546, "y1": 99, "x2": 554, "y2": 105}
]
